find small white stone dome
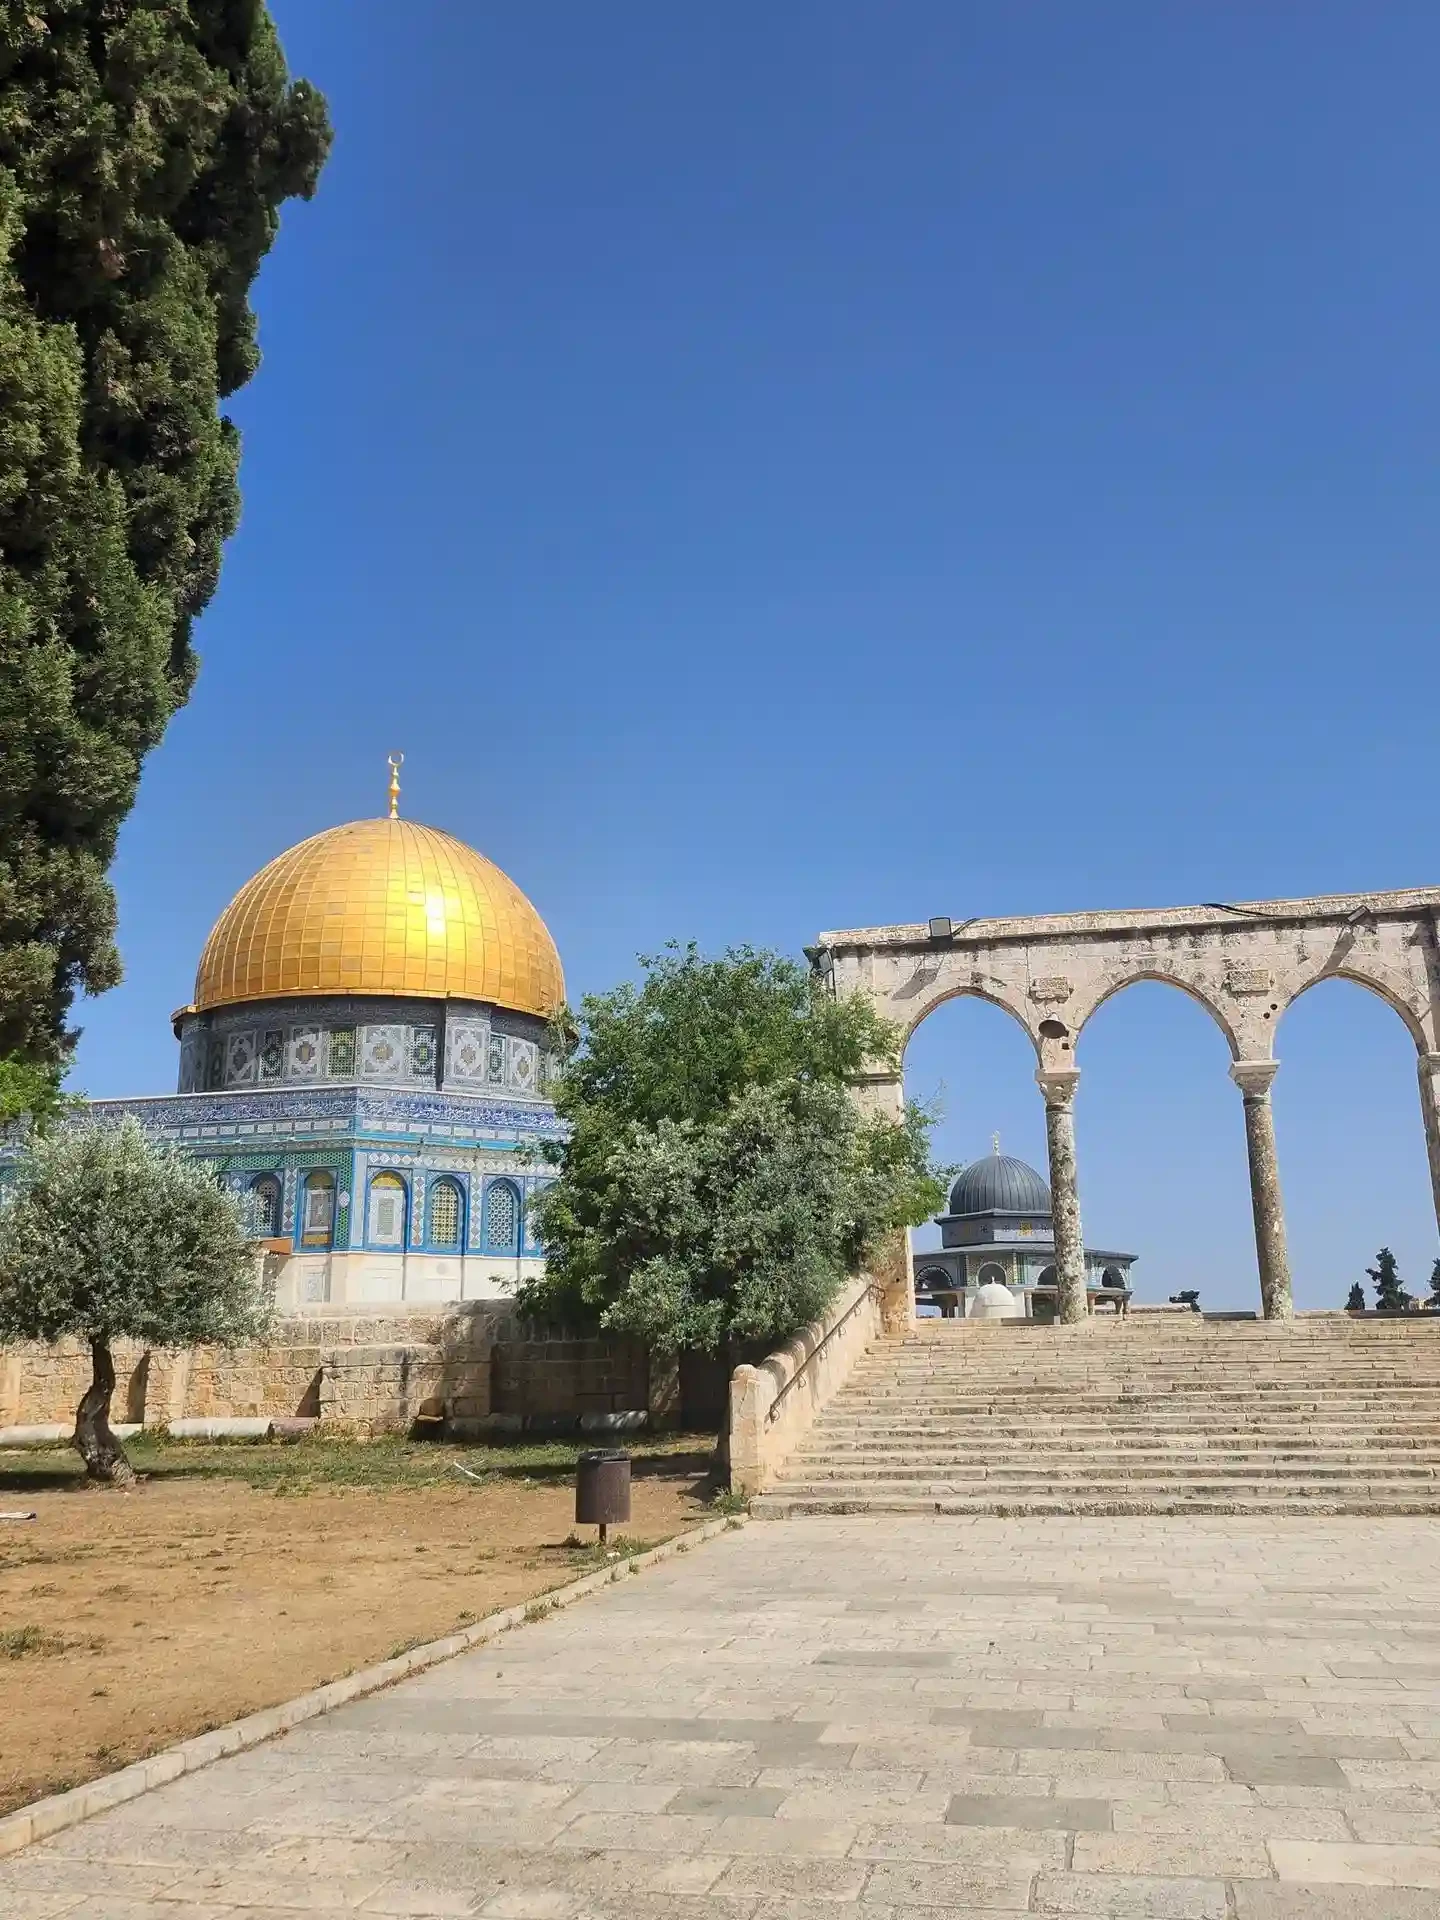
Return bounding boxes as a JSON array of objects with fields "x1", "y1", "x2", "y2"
[{"x1": 972, "y1": 1281, "x2": 1023, "y2": 1321}]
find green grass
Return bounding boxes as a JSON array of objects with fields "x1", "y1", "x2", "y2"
[{"x1": 0, "y1": 1430, "x2": 718, "y2": 1497}]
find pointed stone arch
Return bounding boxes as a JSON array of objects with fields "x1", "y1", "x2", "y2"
[{"x1": 1074, "y1": 967, "x2": 1244, "y2": 1060}]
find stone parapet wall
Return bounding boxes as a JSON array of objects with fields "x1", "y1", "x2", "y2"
[
  {"x1": 727, "y1": 1270, "x2": 884, "y2": 1495},
  {"x1": 0, "y1": 1306, "x2": 657, "y2": 1436}
]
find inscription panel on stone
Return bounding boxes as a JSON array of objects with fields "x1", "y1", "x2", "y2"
[
  {"x1": 1029, "y1": 977, "x2": 1073, "y2": 1004},
  {"x1": 1226, "y1": 969, "x2": 1273, "y2": 996}
]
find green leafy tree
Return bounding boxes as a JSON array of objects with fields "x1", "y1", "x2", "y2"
[
  {"x1": 1366, "y1": 1246, "x2": 1411, "y2": 1313},
  {"x1": 1345, "y1": 1280, "x2": 1367, "y2": 1312},
  {"x1": 1428, "y1": 1258, "x2": 1440, "y2": 1311},
  {"x1": 522, "y1": 943, "x2": 948, "y2": 1353},
  {"x1": 0, "y1": 1054, "x2": 72, "y2": 1129},
  {"x1": 0, "y1": 5, "x2": 330, "y2": 1075},
  {"x1": 0, "y1": 1117, "x2": 271, "y2": 1483}
]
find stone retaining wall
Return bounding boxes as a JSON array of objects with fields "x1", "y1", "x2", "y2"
[{"x1": 0, "y1": 1307, "x2": 664, "y2": 1436}]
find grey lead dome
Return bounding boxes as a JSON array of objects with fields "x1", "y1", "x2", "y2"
[{"x1": 946, "y1": 1153, "x2": 1052, "y2": 1218}]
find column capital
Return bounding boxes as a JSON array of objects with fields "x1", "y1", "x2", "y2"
[
  {"x1": 1418, "y1": 1052, "x2": 1440, "y2": 1076},
  {"x1": 1230, "y1": 1058, "x2": 1279, "y2": 1099},
  {"x1": 1035, "y1": 1068, "x2": 1081, "y2": 1108}
]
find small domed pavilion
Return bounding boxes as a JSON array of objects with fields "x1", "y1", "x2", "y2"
[{"x1": 914, "y1": 1140, "x2": 1137, "y2": 1321}]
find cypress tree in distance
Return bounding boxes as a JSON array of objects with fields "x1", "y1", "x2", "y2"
[
  {"x1": 1366, "y1": 1247, "x2": 1410, "y2": 1313},
  {"x1": 1345, "y1": 1281, "x2": 1366, "y2": 1313},
  {"x1": 0, "y1": 5, "x2": 330, "y2": 1083}
]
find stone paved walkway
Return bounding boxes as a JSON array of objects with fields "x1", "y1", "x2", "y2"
[{"x1": 6, "y1": 1516, "x2": 1440, "y2": 1916}]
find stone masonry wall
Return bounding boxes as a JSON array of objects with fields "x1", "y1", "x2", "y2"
[
  {"x1": 491, "y1": 1327, "x2": 650, "y2": 1420},
  {"x1": 0, "y1": 1307, "x2": 658, "y2": 1436}
]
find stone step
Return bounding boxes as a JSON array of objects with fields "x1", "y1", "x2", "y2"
[
  {"x1": 751, "y1": 1490, "x2": 1440, "y2": 1517},
  {"x1": 813, "y1": 1418, "x2": 1440, "y2": 1437},
  {"x1": 802, "y1": 1443, "x2": 1440, "y2": 1459},
  {"x1": 784, "y1": 1460, "x2": 1440, "y2": 1483},
  {"x1": 792, "y1": 1439, "x2": 1440, "y2": 1462},
  {"x1": 870, "y1": 1368, "x2": 1440, "y2": 1380},
  {"x1": 765, "y1": 1467, "x2": 1440, "y2": 1493},
  {"x1": 761, "y1": 1317, "x2": 1440, "y2": 1519}
]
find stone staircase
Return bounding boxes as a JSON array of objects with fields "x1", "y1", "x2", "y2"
[{"x1": 751, "y1": 1311, "x2": 1440, "y2": 1516}]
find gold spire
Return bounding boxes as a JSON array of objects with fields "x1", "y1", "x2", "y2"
[{"x1": 387, "y1": 752, "x2": 404, "y2": 819}]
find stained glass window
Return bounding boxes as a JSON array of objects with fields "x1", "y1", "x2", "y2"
[
  {"x1": 302, "y1": 1171, "x2": 335, "y2": 1248},
  {"x1": 245, "y1": 1176, "x2": 281, "y2": 1239},
  {"x1": 429, "y1": 1179, "x2": 462, "y2": 1250},
  {"x1": 327, "y1": 1029, "x2": 356, "y2": 1077},
  {"x1": 485, "y1": 1180, "x2": 519, "y2": 1251},
  {"x1": 368, "y1": 1172, "x2": 405, "y2": 1247}
]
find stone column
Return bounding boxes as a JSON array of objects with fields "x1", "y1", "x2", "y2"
[
  {"x1": 1036, "y1": 1069, "x2": 1087, "y2": 1324},
  {"x1": 1230, "y1": 1059, "x2": 1293, "y2": 1322},
  {"x1": 849, "y1": 1065, "x2": 914, "y2": 1335},
  {"x1": 1417, "y1": 1053, "x2": 1440, "y2": 1242}
]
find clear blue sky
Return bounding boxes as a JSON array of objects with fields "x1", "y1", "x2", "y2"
[{"x1": 76, "y1": 3, "x2": 1440, "y2": 1311}]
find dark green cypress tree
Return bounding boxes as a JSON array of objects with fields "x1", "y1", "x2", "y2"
[
  {"x1": 1366, "y1": 1247, "x2": 1409, "y2": 1312},
  {"x1": 0, "y1": 3, "x2": 330, "y2": 1079},
  {"x1": 1345, "y1": 1280, "x2": 1366, "y2": 1312},
  {"x1": 1428, "y1": 1257, "x2": 1440, "y2": 1311}
]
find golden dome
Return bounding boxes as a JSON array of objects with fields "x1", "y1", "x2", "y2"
[{"x1": 192, "y1": 818, "x2": 564, "y2": 1018}]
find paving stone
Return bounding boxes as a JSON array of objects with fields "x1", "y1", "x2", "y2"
[
  {"x1": 862, "y1": 1857, "x2": 1037, "y2": 1910},
  {"x1": 665, "y1": 1788, "x2": 786, "y2": 1817},
  {"x1": 1232, "y1": 1885, "x2": 1440, "y2": 1916},
  {"x1": 813, "y1": 1651, "x2": 954, "y2": 1669},
  {"x1": 557, "y1": 1849, "x2": 733, "y2": 1896},
  {"x1": 1220, "y1": 1748, "x2": 1348, "y2": 1787},
  {"x1": 1268, "y1": 1838, "x2": 1440, "y2": 1885},
  {"x1": 851, "y1": 1820, "x2": 1064, "y2": 1866},
  {"x1": 1031, "y1": 1872, "x2": 1228, "y2": 1916},
  {"x1": 1071, "y1": 1830, "x2": 1274, "y2": 1876},
  {"x1": 708, "y1": 1856, "x2": 869, "y2": 1900},
  {"x1": 947, "y1": 1793, "x2": 1113, "y2": 1831},
  {"x1": 362, "y1": 1878, "x2": 488, "y2": 1914}
]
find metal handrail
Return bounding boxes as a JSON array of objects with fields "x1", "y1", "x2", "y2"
[{"x1": 764, "y1": 1282, "x2": 883, "y2": 1425}]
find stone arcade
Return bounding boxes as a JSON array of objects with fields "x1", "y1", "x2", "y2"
[{"x1": 812, "y1": 887, "x2": 1440, "y2": 1325}]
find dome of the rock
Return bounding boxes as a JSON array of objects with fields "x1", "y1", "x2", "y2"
[{"x1": 191, "y1": 817, "x2": 563, "y2": 1019}]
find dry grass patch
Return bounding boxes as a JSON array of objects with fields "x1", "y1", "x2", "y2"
[{"x1": 0, "y1": 1431, "x2": 716, "y2": 1814}]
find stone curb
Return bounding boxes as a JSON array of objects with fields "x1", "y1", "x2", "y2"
[{"x1": 0, "y1": 1512, "x2": 744, "y2": 1859}]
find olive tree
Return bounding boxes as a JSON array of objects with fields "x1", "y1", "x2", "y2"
[
  {"x1": 523, "y1": 943, "x2": 947, "y2": 1354},
  {"x1": 0, "y1": 1118, "x2": 271, "y2": 1484}
]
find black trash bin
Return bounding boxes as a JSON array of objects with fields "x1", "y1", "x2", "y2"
[{"x1": 575, "y1": 1448, "x2": 631, "y2": 1543}]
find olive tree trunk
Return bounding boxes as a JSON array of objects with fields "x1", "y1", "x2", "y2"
[{"x1": 73, "y1": 1338, "x2": 136, "y2": 1487}]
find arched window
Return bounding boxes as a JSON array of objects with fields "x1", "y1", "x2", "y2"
[
  {"x1": 916, "y1": 1268, "x2": 950, "y2": 1292},
  {"x1": 429, "y1": 1177, "x2": 463, "y2": 1251},
  {"x1": 976, "y1": 1262, "x2": 1008, "y2": 1287},
  {"x1": 301, "y1": 1170, "x2": 335, "y2": 1249},
  {"x1": 484, "y1": 1179, "x2": 520, "y2": 1253},
  {"x1": 244, "y1": 1175, "x2": 281, "y2": 1240},
  {"x1": 1037, "y1": 1265, "x2": 1057, "y2": 1288},
  {"x1": 1102, "y1": 1265, "x2": 1126, "y2": 1290},
  {"x1": 368, "y1": 1172, "x2": 406, "y2": 1249}
]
